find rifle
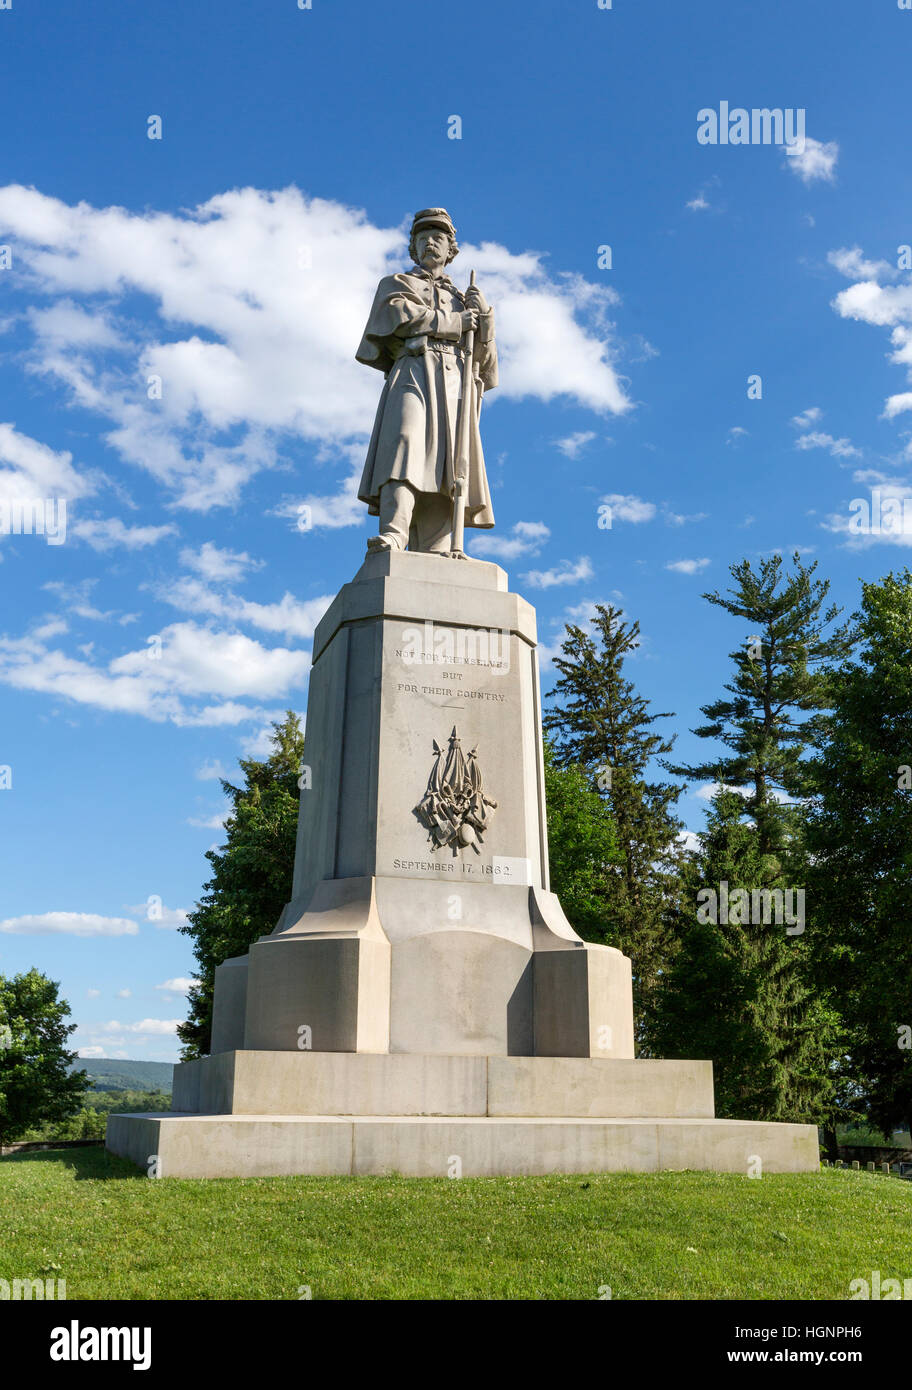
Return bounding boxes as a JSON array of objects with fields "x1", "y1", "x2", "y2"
[{"x1": 450, "y1": 269, "x2": 480, "y2": 559}]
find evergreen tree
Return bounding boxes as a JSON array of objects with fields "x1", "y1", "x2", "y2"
[
  {"x1": 0, "y1": 969, "x2": 87, "y2": 1148},
  {"x1": 655, "y1": 790, "x2": 837, "y2": 1123},
  {"x1": 178, "y1": 710, "x2": 305, "y2": 1058},
  {"x1": 667, "y1": 552, "x2": 854, "y2": 867},
  {"x1": 806, "y1": 570, "x2": 912, "y2": 1140},
  {"x1": 658, "y1": 554, "x2": 853, "y2": 1123},
  {"x1": 543, "y1": 605, "x2": 685, "y2": 1049}
]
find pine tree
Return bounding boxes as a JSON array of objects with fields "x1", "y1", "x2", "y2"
[
  {"x1": 655, "y1": 790, "x2": 836, "y2": 1122},
  {"x1": 178, "y1": 710, "x2": 305, "y2": 1059},
  {"x1": 543, "y1": 605, "x2": 684, "y2": 1049},
  {"x1": 657, "y1": 554, "x2": 853, "y2": 1122},
  {"x1": 806, "y1": 570, "x2": 912, "y2": 1140},
  {"x1": 666, "y1": 552, "x2": 854, "y2": 867}
]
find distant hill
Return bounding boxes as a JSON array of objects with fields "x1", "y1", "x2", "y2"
[{"x1": 70, "y1": 1059, "x2": 174, "y2": 1094}]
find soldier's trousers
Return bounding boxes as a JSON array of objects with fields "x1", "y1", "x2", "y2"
[{"x1": 378, "y1": 481, "x2": 453, "y2": 554}]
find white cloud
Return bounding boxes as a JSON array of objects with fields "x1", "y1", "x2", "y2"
[
  {"x1": 521, "y1": 556, "x2": 594, "y2": 589},
  {"x1": 117, "y1": 620, "x2": 290, "y2": 703},
  {"x1": 695, "y1": 782, "x2": 751, "y2": 802},
  {"x1": 77, "y1": 1045, "x2": 108, "y2": 1059},
  {"x1": 180, "y1": 541, "x2": 258, "y2": 582},
  {"x1": 0, "y1": 421, "x2": 95, "y2": 501},
  {"x1": 29, "y1": 299, "x2": 124, "y2": 349},
  {"x1": 685, "y1": 177, "x2": 720, "y2": 215},
  {"x1": 852, "y1": 468, "x2": 903, "y2": 485},
  {"x1": 0, "y1": 185, "x2": 634, "y2": 516},
  {"x1": 535, "y1": 639, "x2": 563, "y2": 671},
  {"x1": 156, "y1": 574, "x2": 331, "y2": 641},
  {"x1": 883, "y1": 393, "x2": 912, "y2": 420},
  {"x1": 794, "y1": 430, "x2": 861, "y2": 459},
  {"x1": 666, "y1": 558, "x2": 710, "y2": 575},
  {"x1": 43, "y1": 578, "x2": 113, "y2": 622},
  {"x1": 828, "y1": 262, "x2": 912, "y2": 416},
  {"x1": 470, "y1": 254, "x2": 631, "y2": 415},
  {"x1": 272, "y1": 443, "x2": 367, "y2": 532},
  {"x1": 32, "y1": 617, "x2": 68, "y2": 641},
  {"x1": 124, "y1": 900, "x2": 190, "y2": 929},
  {"x1": 72, "y1": 517, "x2": 178, "y2": 551},
  {"x1": 726, "y1": 426, "x2": 748, "y2": 444},
  {"x1": 99, "y1": 1018, "x2": 181, "y2": 1035},
  {"x1": 783, "y1": 136, "x2": 839, "y2": 184},
  {"x1": 601, "y1": 493, "x2": 657, "y2": 524},
  {"x1": 833, "y1": 280, "x2": 912, "y2": 330},
  {"x1": 554, "y1": 431, "x2": 596, "y2": 459},
  {"x1": 104, "y1": 623, "x2": 308, "y2": 702},
  {"x1": 830, "y1": 271, "x2": 912, "y2": 406},
  {"x1": 0, "y1": 912, "x2": 138, "y2": 936},
  {"x1": 240, "y1": 723, "x2": 283, "y2": 758},
  {"x1": 823, "y1": 477, "x2": 912, "y2": 548},
  {"x1": 196, "y1": 758, "x2": 227, "y2": 781},
  {"x1": 562, "y1": 600, "x2": 602, "y2": 625},
  {"x1": 828, "y1": 247, "x2": 896, "y2": 282},
  {"x1": 537, "y1": 594, "x2": 625, "y2": 670},
  {"x1": 470, "y1": 520, "x2": 550, "y2": 560},
  {"x1": 791, "y1": 407, "x2": 822, "y2": 429},
  {"x1": 155, "y1": 978, "x2": 198, "y2": 995},
  {"x1": 86, "y1": 988, "x2": 101, "y2": 998},
  {"x1": 0, "y1": 619, "x2": 308, "y2": 725},
  {"x1": 116, "y1": 989, "x2": 132, "y2": 999}
]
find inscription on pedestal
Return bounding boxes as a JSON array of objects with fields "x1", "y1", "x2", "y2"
[
  {"x1": 390, "y1": 858, "x2": 523, "y2": 880},
  {"x1": 379, "y1": 613, "x2": 534, "y2": 882}
]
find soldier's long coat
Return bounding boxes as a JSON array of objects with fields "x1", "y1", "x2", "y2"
[{"x1": 356, "y1": 266, "x2": 497, "y2": 528}]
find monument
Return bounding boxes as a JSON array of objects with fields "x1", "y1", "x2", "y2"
[{"x1": 107, "y1": 208, "x2": 819, "y2": 1178}]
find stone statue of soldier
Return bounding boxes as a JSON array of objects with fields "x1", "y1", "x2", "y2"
[{"x1": 356, "y1": 208, "x2": 497, "y2": 556}]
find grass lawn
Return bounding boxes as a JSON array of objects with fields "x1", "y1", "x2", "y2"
[{"x1": 1, "y1": 1147, "x2": 910, "y2": 1300}]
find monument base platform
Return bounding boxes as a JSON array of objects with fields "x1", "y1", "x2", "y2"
[
  {"x1": 106, "y1": 1112, "x2": 818, "y2": 1178},
  {"x1": 105, "y1": 1051, "x2": 820, "y2": 1178}
]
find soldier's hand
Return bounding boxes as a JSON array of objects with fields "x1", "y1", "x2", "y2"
[
  {"x1": 464, "y1": 286, "x2": 489, "y2": 315},
  {"x1": 461, "y1": 309, "x2": 479, "y2": 333}
]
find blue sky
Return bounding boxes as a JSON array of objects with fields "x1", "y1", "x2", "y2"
[{"x1": 2, "y1": 0, "x2": 911, "y2": 1061}]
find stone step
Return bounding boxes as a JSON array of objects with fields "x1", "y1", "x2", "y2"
[
  {"x1": 106, "y1": 1112, "x2": 819, "y2": 1179},
  {"x1": 173, "y1": 1051, "x2": 717, "y2": 1119}
]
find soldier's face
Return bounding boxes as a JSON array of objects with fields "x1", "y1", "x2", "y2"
[{"x1": 416, "y1": 229, "x2": 448, "y2": 269}]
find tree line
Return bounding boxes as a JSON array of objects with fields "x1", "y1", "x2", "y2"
[{"x1": 544, "y1": 556, "x2": 912, "y2": 1147}]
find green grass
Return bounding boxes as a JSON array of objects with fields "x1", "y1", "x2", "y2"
[{"x1": 2, "y1": 1148, "x2": 910, "y2": 1299}]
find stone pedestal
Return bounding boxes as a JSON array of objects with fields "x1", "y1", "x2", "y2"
[
  {"x1": 107, "y1": 552, "x2": 820, "y2": 1177},
  {"x1": 212, "y1": 550, "x2": 635, "y2": 1061}
]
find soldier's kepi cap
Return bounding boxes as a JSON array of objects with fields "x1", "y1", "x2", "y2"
[{"x1": 410, "y1": 207, "x2": 457, "y2": 240}]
